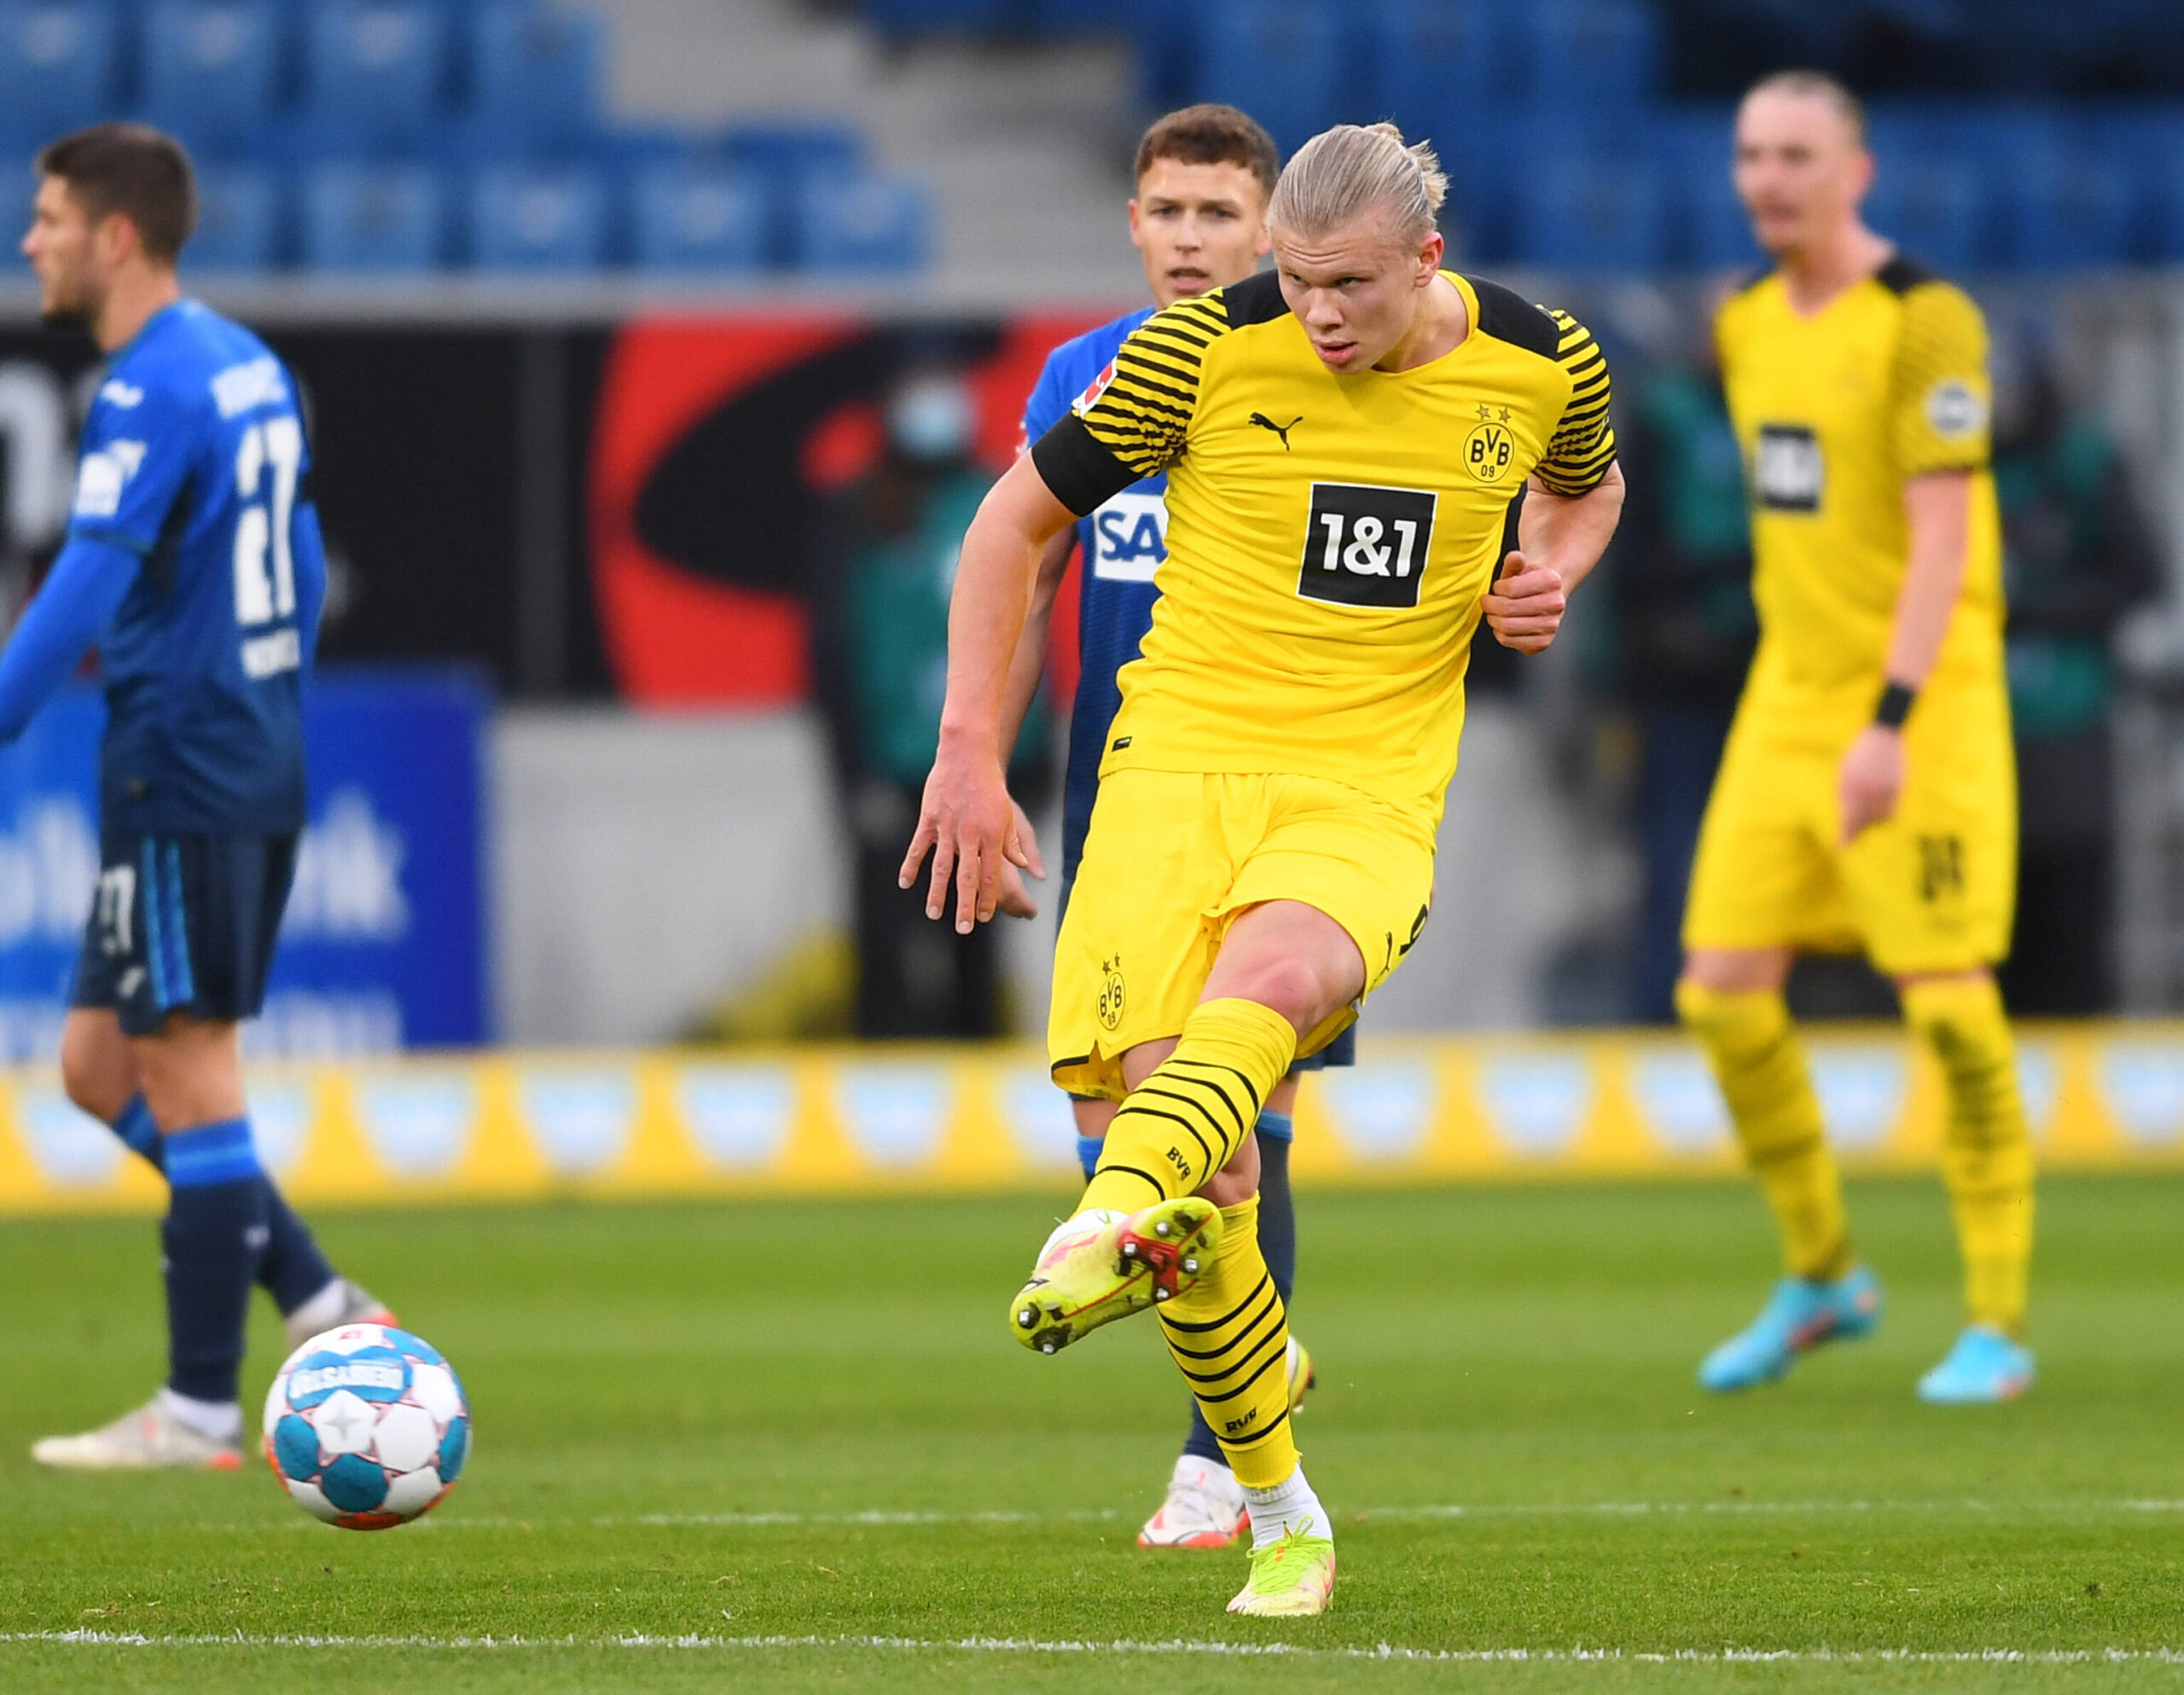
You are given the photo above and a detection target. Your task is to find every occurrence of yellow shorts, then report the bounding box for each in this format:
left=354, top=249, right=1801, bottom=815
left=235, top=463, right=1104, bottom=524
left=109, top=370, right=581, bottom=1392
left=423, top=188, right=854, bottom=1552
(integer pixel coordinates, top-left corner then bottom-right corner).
left=1049, top=768, right=1437, bottom=1100
left=1682, top=679, right=2016, bottom=978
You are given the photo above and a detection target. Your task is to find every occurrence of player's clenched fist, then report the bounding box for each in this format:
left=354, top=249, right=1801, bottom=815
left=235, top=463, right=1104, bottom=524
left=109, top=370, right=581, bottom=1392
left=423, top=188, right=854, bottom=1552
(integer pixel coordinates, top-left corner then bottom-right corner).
left=1836, top=723, right=1906, bottom=845
left=1481, top=549, right=1568, bottom=654
left=899, top=734, right=1041, bottom=934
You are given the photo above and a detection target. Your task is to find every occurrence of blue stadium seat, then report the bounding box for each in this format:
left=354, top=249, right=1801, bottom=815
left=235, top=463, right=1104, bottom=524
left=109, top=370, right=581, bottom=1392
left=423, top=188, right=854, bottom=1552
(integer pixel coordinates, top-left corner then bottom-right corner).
left=718, top=121, right=865, bottom=182
left=1127, top=0, right=1196, bottom=109
left=1864, top=154, right=1988, bottom=275
left=2001, top=138, right=2136, bottom=270
left=0, top=3, right=119, bottom=146
left=469, top=163, right=606, bottom=270
left=302, top=161, right=445, bottom=271
left=305, top=0, right=449, bottom=148
left=142, top=2, right=283, bottom=156
left=1194, top=0, right=1344, bottom=157
left=1368, top=0, right=1503, bottom=154
left=1516, top=155, right=1669, bottom=270
left=793, top=171, right=929, bottom=272
left=468, top=2, right=601, bottom=149
left=185, top=163, right=279, bottom=270
left=1515, top=0, right=1659, bottom=113
left=631, top=165, right=770, bottom=273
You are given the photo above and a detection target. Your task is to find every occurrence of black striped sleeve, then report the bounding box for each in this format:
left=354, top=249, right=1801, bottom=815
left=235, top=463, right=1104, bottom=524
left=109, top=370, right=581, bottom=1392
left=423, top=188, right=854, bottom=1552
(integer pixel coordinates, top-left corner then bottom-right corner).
left=1030, top=293, right=1224, bottom=519
left=1535, top=309, right=1618, bottom=497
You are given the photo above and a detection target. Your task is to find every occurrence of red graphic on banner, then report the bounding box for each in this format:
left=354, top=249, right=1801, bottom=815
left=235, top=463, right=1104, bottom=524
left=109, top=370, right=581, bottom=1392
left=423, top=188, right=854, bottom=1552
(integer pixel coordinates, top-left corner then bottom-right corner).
left=589, top=308, right=1117, bottom=709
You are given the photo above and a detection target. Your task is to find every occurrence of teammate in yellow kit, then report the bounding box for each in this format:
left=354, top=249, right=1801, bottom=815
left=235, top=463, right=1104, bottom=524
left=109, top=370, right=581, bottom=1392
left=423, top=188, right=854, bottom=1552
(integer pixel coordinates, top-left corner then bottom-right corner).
left=903, top=122, right=1623, bottom=1616
left=1681, top=71, right=2035, bottom=1403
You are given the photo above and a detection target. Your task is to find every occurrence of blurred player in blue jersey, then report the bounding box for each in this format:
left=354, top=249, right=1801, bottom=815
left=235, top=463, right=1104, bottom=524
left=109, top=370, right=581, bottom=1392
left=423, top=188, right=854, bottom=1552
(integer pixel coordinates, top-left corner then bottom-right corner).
left=994, top=105, right=1339, bottom=1550
left=16, top=126, right=390, bottom=1471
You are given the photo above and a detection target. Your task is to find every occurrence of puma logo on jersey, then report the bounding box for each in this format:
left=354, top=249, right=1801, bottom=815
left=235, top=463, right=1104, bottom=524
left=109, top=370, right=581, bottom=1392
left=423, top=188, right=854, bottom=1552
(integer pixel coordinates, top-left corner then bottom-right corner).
left=1249, top=411, right=1301, bottom=450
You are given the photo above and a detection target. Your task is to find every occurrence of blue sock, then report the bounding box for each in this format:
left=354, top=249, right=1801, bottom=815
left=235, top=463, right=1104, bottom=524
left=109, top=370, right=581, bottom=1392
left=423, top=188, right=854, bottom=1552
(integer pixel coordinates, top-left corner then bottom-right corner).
left=1182, top=1115, right=1298, bottom=1466
left=162, top=1117, right=269, bottom=1406
left=1076, top=1133, right=1105, bottom=1183
left=111, top=1094, right=336, bottom=1318
left=111, top=1094, right=163, bottom=1173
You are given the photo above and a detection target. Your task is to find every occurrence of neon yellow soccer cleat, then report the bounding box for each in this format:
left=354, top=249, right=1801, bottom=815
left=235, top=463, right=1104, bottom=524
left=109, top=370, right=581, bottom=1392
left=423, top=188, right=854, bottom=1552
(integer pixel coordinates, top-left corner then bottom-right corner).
left=1009, top=1198, right=1222, bottom=1355
left=1228, top=1521, right=1337, bottom=1617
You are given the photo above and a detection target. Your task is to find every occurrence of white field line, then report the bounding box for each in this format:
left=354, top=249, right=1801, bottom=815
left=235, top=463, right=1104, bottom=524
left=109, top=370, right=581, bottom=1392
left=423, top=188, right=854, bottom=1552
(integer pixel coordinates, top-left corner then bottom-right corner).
left=182, top=1497, right=2184, bottom=1535
left=4, top=1630, right=2184, bottom=1666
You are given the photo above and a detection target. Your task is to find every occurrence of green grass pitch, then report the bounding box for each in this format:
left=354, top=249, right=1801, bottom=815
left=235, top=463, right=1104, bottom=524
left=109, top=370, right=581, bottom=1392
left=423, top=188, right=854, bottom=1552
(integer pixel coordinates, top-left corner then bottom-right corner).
left=1, top=1174, right=2180, bottom=1692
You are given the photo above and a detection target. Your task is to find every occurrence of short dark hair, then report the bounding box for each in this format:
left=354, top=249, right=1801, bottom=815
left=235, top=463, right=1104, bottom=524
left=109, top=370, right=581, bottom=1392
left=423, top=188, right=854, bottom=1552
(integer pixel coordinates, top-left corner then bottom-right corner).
left=1745, top=69, right=1867, bottom=148
left=1135, top=104, right=1280, bottom=198
left=36, top=123, right=196, bottom=264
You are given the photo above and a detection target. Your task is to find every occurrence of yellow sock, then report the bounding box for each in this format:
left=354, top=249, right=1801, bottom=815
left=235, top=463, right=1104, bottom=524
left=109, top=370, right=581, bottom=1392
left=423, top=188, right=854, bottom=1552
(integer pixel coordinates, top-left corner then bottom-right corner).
left=1159, top=1193, right=1298, bottom=1489
left=1676, top=981, right=1853, bottom=1281
left=1901, top=976, right=2035, bottom=1337
left=1082, top=999, right=1297, bottom=1213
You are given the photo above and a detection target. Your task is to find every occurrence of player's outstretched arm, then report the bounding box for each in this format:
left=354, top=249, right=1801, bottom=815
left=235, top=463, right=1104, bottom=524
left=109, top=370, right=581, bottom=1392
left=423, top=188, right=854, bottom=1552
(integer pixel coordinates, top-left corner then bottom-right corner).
left=900, top=454, right=1076, bottom=933
left=1838, top=469, right=1972, bottom=843
left=1484, top=462, right=1625, bottom=654
left=0, top=537, right=139, bottom=742
left=982, top=525, right=1072, bottom=920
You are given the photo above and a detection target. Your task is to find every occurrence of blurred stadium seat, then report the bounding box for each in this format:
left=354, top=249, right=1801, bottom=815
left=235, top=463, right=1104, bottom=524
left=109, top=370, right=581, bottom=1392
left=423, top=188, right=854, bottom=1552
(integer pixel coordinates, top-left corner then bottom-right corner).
left=1519, top=155, right=1670, bottom=270
left=469, top=163, right=607, bottom=270
left=302, top=160, right=445, bottom=271
left=305, top=0, right=450, bottom=149
left=469, top=2, right=601, bottom=150
left=187, top=162, right=280, bottom=270
left=1864, top=154, right=1989, bottom=276
left=631, top=165, right=770, bottom=274
left=1368, top=0, right=1503, bottom=156
left=1194, top=0, right=1345, bottom=156
left=794, top=171, right=930, bottom=272
left=1515, top=0, right=1661, bottom=111
left=141, top=1, right=282, bottom=156
left=0, top=1, right=120, bottom=147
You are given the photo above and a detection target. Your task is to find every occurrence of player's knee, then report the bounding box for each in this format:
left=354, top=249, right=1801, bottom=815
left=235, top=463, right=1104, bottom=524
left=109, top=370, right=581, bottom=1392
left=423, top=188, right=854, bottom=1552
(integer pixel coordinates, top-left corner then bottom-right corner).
left=59, top=1019, right=125, bottom=1120
left=1676, top=978, right=1789, bottom=1056
left=1219, top=955, right=1338, bottom=1035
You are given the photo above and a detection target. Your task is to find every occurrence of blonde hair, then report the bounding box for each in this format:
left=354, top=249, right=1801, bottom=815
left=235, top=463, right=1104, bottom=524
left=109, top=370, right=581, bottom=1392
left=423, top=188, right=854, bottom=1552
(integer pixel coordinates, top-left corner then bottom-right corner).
left=1267, top=121, right=1448, bottom=247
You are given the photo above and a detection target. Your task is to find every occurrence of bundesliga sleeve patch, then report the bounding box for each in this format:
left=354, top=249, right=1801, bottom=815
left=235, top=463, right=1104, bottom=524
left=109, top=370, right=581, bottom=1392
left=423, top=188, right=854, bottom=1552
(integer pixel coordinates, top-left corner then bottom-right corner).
left=1923, top=379, right=1989, bottom=441
left=1071, top=358, right=1118, bottom=418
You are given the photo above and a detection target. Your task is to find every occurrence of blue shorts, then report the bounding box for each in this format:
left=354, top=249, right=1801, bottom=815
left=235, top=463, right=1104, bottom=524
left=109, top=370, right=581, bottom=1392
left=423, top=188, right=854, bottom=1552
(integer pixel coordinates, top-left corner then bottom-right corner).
left=1057, top=808, right=1356, bottom=1083
left=72, top=830, right=298, bottom=1036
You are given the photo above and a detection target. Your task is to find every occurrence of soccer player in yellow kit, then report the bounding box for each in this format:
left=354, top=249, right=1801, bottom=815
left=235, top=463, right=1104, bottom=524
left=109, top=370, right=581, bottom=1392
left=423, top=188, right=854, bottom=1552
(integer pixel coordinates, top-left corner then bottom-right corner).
left=1681, top=72, right=2035, bottom=1404
left=903, top=122, right=1623, bottom=1615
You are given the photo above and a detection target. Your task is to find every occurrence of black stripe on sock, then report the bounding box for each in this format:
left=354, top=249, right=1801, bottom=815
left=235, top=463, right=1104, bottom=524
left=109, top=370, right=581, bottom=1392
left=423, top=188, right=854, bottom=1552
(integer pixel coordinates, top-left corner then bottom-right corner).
left=1159, top=1271, right=1275, bottom=1335
left=1163, top=1059, right=1259, bottom=1129
left=1162, top=1289, right=1281, bottom=1361
left=1115, top=1100, right=1217, bottom=1175
left=1131, top=1086, right=1239, bottom=1165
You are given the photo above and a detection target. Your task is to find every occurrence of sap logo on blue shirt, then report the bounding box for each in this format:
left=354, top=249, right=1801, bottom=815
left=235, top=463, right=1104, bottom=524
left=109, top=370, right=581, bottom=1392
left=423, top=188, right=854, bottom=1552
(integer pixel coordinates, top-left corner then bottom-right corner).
left=1091, top=490, right=1168, bottom=583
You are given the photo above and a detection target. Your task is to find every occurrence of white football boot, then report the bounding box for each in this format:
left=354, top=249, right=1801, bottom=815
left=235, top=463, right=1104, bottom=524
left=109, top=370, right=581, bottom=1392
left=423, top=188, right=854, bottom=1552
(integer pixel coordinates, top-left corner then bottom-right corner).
left=283, top=1278, right=398, bottom=1350
left=32, top=1395, right=242, bottom=1472
left=1137, top=1454, right=1249, bottom=1549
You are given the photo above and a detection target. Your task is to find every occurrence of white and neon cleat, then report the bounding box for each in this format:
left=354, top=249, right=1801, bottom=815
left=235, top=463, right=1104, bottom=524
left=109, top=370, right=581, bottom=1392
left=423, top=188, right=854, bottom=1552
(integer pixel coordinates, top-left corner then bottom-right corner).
left=1008, top=1197, right=1222, bottom=1355
left=1227, top=1520, right=1338, bottom=1617
left=283, top=1279, right=397, bottom=1351
left=1138, top=1454, right=1248, bottom=1549
left=32, top=1396, right=243, bottom=1472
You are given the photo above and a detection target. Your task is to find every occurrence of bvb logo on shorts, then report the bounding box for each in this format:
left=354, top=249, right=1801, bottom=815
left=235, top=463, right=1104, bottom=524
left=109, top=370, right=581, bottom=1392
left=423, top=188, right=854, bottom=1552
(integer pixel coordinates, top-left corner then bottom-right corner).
left=1097, top=956, right=1126, bottom=1031
left=1464, top=420, right=1514, bottom=483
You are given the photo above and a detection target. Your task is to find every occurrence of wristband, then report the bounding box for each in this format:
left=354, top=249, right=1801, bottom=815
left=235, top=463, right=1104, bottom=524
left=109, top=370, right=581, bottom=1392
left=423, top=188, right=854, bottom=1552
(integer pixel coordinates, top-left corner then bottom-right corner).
left=1874, top=681, right=1916, bottom=729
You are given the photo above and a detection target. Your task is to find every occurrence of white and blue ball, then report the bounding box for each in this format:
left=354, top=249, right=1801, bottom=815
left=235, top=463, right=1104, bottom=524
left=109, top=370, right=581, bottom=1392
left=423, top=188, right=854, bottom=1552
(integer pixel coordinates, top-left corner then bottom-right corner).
left=262, top=1322, right=469, bottom=1530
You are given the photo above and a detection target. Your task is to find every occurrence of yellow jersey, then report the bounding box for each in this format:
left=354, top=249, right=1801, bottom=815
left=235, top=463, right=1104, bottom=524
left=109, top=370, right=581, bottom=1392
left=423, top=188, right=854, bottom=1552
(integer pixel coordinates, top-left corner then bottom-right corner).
left=1715, top=256, right=2003, bottom=711
left=1029, top=269, right=1614, bottom=818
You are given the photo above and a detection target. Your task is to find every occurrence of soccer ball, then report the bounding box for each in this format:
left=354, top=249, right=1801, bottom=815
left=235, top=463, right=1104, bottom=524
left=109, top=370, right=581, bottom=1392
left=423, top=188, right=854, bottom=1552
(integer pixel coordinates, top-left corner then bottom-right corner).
left=262, top=1322, right=469, bottom=1530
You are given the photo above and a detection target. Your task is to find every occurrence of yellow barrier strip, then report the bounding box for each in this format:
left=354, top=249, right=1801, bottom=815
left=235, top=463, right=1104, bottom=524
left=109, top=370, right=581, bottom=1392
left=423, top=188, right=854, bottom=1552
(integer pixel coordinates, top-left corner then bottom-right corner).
left=4, top=1025, right=2183, bottom=1216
